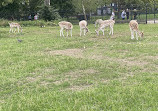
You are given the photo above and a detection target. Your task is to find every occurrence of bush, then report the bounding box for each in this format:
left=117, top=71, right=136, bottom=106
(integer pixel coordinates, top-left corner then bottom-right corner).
left=38, top=5, right=60, bottom=21
left=0, top=19, right=10, bottom=27
left=0, top=19, right=57, bottom=27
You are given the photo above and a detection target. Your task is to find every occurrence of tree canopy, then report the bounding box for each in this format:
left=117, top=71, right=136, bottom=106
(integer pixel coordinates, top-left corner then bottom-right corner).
left=0, top=0, right=157, bottom=20
left=72, top=0, right=104, bottom=13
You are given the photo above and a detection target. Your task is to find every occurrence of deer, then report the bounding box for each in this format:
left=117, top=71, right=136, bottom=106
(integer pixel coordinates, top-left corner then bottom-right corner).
left=129, top=20, right=144, bottom=40
left=95, top=19, right=103, bottom=28
left=79, top=20, right=89, bottom=36
left=8, top=22, right=22, bottom=33
left=58, top=21, right=73, bottom=37
left=95, top=20, right=115, bottom=36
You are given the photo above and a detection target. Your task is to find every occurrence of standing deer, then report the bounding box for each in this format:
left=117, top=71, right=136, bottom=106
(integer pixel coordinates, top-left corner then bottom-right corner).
left=58, top=21, right=73, bottom=37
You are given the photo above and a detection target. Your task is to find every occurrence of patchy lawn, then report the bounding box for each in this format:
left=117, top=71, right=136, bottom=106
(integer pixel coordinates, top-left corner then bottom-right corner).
left=0, top=23, right=158, bottom=110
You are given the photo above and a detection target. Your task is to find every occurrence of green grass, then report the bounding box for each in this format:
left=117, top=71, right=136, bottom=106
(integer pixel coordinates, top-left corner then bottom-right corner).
left=0, top=23, right=158, bottom=111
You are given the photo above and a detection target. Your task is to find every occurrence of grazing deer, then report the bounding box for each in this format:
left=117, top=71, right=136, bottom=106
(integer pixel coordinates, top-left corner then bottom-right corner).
left=95, top=20, right=115, bottom=36
left=95, top=19, right=103, bottom=28
left=58, top=21, right=73, bottom=37
left=129, top=20, right=143, bottom=40
left=79, top=20, right=89, bottom=36
left=8, top=22, right=22, bottom=33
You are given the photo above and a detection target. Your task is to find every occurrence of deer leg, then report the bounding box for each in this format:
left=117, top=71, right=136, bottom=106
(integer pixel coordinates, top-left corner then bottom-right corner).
left=95, top=29, right=98, bottom=36
left=97, top=27, right=102, bottom=36
left=101, top=28, right=105, bottom=36
left=14, top=28, right=16, bottom=33
left=70, top=29, right=72, bottom=37
left=11, top=27, right=14, bottom=33
left=109, top=26, right=111, bottom=35
left=17, top=27, right=19, bottom=33
left=61, top=28, right=64, bottom=37
left=21, top=27, right=22, bottom=33
left=66, top=30, right=68, bottom=37
left=130, top=28, right=134, bottom=39
left=60, top=29, right=62, bottom=37
left=80, top=28, right=82, bottom=36
left=9, top=27, right=12, bottom=33
left=84, top=29, right=86, bottom=36
left=111, top=27, right=113, bottom=35
left=136, top=31, right=138, bottom=40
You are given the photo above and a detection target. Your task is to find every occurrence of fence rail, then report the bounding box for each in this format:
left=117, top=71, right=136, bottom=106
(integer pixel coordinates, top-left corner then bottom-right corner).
left=0, top=3, right=158, bottom=24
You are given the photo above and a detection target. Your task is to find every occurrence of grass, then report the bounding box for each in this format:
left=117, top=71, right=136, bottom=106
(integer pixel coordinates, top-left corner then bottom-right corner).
left=0, top=23, right=158, bottom=111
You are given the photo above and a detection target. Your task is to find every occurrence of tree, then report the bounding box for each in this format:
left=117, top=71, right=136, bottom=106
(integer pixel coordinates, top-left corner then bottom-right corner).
left=0, top=0, right=13, bottom=7
left=0, top=0, right=44, bottom=20
left=38, top=5, right=60, bottom=21
left=72, top=0, right=104, bottom=14
left=72, top=0, right=104, bottom=20
left=51, top=0, right=74, bottom=18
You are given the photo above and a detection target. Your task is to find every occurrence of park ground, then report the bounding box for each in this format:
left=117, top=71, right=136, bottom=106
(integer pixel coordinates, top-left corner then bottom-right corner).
left=0, top=23, right=158, bottom=111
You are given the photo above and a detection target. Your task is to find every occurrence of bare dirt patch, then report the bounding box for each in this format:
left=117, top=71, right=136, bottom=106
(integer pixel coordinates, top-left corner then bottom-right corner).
left=40, top=81, right=50, bottom=86
left=47, top=48, right=149, bottom=68
left=86, top=53, right=148, bottom=67
left=48, top=49, right=84, bottom=58
left=26, top=76, right=42, bottom=83
left=53, top=69, right=99, bottom=86
left=65, top=69, right=98, bottom=79
left=143, top=56, right=158, bottom=60
left=118, top=58, right=148, bottom=67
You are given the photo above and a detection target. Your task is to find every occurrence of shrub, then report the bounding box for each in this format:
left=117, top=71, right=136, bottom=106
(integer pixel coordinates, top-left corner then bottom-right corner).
left=38, top=5, right=60, bottom=21
left=0, top=19, right=10, bottom=27
left=0, top=19, right=57, bottom=27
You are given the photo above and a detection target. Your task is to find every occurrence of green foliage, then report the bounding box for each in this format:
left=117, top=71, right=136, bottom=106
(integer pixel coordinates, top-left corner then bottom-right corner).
left=0, top=19, right=57, bottom=27
left=19, top=20, right=57, bottom=26
left=0, top=19, right=10, bottom=27
left=0, top=0, right=158, bottom=20
left=72, top=0, right=104, bottom=13
left=28, top=0, right=44, bottom=13
left=51, top=0, right=75, bottom=18
left=0, top=0, right=13, bottom=7
left=38, top=5, right=60, bottom=21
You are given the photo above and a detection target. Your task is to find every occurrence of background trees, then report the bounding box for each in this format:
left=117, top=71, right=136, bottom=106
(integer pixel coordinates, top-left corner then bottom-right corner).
left=0, top=0, right=157, bottom=20
left=51, top=0, right=74, bottom=18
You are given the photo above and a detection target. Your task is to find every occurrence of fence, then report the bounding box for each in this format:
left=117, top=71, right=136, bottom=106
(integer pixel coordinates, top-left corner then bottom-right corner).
left=59, top=3, right=158, bottom=24
left=0, top=3, right=158, bottom=24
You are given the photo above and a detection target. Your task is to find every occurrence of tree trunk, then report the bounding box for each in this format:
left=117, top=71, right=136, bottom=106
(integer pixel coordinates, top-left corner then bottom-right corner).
left=82, top=0, right=87, bottom=21
left=117, top=0, right=120, bottom=19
